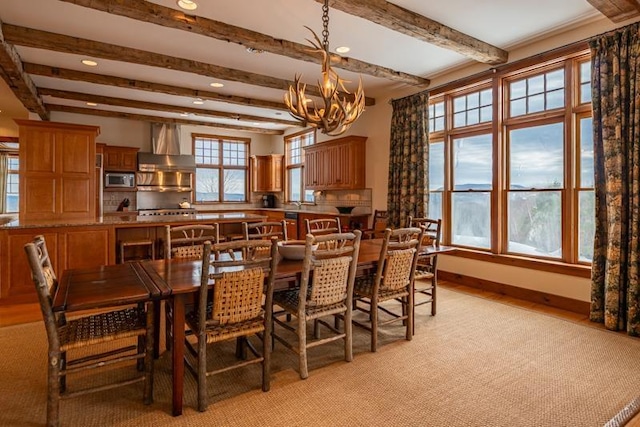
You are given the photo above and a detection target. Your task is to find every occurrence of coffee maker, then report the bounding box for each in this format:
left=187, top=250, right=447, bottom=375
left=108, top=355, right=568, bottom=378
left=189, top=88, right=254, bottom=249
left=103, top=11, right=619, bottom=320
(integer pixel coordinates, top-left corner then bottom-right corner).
left=262, top=194, right=276, bottom=208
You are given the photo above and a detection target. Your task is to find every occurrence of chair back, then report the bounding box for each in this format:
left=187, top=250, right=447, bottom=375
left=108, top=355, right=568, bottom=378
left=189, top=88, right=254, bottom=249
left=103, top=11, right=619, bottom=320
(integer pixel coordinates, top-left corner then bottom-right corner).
left=300, top=230, right=361, bottom=309
left=165, top=224, right=219, bottom=259
left=243, top=220, right=288, bottom=242
left=407, top=216, right=441, bottom=247
left=24, top=235, right=63, bottom=350
left=196, top=238, right=278, bottom=332
left=375, top=227, right=424, bottom=293
left=305, top=217, right=341, bottom=236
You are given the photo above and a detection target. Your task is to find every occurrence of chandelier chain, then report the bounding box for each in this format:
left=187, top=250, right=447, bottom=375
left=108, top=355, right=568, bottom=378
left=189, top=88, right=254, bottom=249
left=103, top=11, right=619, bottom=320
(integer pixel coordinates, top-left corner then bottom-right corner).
left=321, top=0, right=329, bottom=52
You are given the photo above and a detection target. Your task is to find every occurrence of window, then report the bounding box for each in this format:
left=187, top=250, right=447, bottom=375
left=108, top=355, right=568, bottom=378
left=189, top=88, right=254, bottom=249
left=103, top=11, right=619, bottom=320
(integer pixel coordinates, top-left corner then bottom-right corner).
left=193, top=134, right=249, bottom=202
left=428, top=49, right=593, bottom=265
left=5, top=155, right=18, bottom=213
left=429, top=100, right=445, bottom=132
left=285, top=129, right=315, bottom=203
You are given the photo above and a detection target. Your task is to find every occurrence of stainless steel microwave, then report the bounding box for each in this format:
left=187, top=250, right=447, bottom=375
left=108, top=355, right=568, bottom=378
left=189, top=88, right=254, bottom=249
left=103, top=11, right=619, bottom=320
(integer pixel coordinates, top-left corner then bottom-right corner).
left=105, top=172, right=135, bottom=188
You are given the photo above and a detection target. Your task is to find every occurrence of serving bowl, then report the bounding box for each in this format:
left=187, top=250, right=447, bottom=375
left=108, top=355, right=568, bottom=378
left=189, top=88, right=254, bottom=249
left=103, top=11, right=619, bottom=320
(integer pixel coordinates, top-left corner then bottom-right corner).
left=277, top=240, right=318, bottom=260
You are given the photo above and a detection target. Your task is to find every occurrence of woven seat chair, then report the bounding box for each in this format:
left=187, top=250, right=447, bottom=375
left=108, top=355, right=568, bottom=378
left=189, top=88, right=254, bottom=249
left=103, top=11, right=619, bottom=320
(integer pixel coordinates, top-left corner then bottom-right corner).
left=243, top=220, right=288, bottom=242
left=163, top=224, right=220, bottom=353
left=305, top=217, right=341, bottom=236
left=184, top=238, right=278, bottom=412
left=24, top=235, right=153, bottom=427
left=352, top=227, right=423, bottom=352
left=272, top=230, right=361, bottom=379
left=361, top=210, right=388, bottom=239
left=407, top=217, right=442, bottom=320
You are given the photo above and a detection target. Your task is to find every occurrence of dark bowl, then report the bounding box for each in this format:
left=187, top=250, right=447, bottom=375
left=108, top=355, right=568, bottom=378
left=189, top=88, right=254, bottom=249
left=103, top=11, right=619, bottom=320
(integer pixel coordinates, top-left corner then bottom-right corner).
left=336, top=206, right=355, bottom=214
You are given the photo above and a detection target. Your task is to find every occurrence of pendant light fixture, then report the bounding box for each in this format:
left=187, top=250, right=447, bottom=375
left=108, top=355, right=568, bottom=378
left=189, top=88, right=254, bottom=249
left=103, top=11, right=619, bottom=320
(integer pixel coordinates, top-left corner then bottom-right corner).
left=284, top=0, right=365, bottom=136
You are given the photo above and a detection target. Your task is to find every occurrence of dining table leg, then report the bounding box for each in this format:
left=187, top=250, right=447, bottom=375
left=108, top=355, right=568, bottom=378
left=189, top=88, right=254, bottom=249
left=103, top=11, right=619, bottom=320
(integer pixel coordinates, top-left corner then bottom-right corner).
left=171, top=294, right=186, bottom=416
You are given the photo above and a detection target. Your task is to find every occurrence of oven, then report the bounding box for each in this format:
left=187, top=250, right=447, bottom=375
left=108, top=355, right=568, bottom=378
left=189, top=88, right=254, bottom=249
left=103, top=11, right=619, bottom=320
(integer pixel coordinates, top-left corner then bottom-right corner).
left=105, top=172, right=135, bottom=189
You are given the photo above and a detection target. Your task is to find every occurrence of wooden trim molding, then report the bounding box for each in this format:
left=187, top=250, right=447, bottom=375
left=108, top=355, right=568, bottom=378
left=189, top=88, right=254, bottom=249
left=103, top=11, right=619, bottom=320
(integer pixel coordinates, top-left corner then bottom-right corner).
left=439, top=270, right=591, bottom=315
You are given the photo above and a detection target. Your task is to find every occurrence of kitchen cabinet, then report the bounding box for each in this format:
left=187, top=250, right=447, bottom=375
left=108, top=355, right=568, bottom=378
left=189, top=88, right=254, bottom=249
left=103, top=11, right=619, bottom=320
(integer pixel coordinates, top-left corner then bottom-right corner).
left=304, top=136, right=366, bottom=190
left=104, top=145, right=139, bottom=172
left=251, top=154, right=283, bottom=192
left=17, top=119, right=98, bottom=222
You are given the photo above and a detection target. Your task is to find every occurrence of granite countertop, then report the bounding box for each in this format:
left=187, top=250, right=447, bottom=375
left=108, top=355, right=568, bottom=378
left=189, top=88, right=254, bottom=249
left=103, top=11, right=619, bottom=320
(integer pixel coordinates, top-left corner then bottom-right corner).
left=0, top=212, right=267, bottom=229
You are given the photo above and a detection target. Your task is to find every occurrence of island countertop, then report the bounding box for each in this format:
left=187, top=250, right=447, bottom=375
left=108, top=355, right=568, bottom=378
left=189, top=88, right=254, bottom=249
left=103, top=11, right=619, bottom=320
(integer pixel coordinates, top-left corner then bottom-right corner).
left=0, top=212, right=267, bottom=229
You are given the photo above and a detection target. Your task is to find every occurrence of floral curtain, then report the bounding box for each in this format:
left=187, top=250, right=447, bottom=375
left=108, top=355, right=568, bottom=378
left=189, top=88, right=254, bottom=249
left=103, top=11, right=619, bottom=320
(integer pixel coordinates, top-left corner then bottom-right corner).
left=590, top=22, right=640, bottom=336
left=387, top=92, right=429, bottom=228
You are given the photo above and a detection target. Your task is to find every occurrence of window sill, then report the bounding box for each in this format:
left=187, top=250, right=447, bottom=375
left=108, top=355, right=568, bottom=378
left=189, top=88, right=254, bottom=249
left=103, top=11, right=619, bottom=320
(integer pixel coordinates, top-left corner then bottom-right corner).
left=443, top=248, right=591, bottom=278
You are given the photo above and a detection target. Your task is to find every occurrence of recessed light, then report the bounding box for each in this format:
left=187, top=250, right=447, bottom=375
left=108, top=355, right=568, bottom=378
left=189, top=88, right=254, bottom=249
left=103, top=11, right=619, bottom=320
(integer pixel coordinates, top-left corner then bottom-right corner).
left=246, top=47, right=265, bottom=54
left=336, top=46, right=350, bottom=54
left=86, top=102, right=98, bottom=106
left=193, top=99, right=204, bottom=105
left=81, top=59, right=98, bottom=67
left=252, top=123, right=261, bottom=126
left=177, top=0, right=197, bottom=11
left=210, top=82, right=224, bottom=88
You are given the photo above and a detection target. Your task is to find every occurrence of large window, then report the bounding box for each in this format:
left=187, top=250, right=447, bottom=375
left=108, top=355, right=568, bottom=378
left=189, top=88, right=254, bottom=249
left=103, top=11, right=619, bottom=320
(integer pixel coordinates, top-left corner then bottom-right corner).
left=5, top=155, right=18, bottom=213
left=193, top=134, right=249, bottom=203
left=285, top=129, right=315, bottom=203
left=428, top=50, right=593, bottom=265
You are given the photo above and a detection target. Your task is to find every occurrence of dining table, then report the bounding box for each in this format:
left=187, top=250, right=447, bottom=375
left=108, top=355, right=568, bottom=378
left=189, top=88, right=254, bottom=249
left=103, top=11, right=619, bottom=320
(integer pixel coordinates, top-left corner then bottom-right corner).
left=54, top=239, right=455, bottom=417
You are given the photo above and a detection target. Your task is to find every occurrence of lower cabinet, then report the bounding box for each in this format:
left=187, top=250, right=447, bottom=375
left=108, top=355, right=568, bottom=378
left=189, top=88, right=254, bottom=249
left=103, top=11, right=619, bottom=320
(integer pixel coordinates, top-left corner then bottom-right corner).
left=0, top=226, right=112, bottom=303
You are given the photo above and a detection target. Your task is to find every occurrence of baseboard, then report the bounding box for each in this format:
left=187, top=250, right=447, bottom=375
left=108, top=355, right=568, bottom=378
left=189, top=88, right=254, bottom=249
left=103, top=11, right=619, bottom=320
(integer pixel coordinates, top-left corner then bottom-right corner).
left=439, top=270, right=590, bottom=315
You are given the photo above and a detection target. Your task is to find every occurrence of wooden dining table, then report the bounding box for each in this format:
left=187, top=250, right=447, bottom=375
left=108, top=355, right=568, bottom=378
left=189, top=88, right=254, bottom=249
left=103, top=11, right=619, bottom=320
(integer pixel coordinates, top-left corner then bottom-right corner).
left=54, top=239, right=454, bottom=417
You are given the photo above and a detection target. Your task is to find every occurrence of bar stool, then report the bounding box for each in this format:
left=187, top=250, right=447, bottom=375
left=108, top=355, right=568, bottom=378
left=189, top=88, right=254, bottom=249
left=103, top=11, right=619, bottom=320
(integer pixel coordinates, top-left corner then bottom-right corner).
left=120, top=239, right=156, bottom=263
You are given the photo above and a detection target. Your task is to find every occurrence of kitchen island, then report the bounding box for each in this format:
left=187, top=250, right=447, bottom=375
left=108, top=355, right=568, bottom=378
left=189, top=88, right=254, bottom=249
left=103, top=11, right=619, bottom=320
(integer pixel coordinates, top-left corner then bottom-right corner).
left=0, top=212, right=266, bottom=304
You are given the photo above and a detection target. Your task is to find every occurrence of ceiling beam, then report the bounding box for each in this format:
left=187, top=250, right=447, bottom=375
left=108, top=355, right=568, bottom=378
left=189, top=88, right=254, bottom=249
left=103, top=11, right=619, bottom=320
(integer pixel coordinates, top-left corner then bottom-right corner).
left=25, top=63, right=291, bottom=112
left=317, top=0, right=508, bottom=65
left=585, top=0, right=640, bottom=22
left=38, top=88, right=302, bottom=126
left=58, top=0, right=429, bottom=87
left=0, top=20, right=48, bottom=120
left=2, top=24, right=376, bottom=106
left=46, top=104, right=285, bottom=135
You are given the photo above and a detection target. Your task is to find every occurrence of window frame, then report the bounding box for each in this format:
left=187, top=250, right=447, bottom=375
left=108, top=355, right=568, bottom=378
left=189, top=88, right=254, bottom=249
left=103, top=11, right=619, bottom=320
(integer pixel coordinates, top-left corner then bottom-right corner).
left=4, top=153, right=19, bottom=213
left=427, top=46, right=593, bottom=267
left=192, top=133, right=250, bottom=203
left=284, top=129, right=316, bottom=203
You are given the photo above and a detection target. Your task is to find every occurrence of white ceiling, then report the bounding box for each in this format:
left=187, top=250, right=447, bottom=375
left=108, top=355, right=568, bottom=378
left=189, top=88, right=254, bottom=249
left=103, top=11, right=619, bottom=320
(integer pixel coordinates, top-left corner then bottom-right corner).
left=0, top=0, right=603, bottom=134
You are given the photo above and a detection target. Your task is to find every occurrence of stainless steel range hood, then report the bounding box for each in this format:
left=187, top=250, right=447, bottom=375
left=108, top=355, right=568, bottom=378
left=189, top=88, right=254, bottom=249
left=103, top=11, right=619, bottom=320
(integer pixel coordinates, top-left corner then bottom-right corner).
left=137, top=152, right=196, bottom=172
left=136, top=153, right=195, bottom=192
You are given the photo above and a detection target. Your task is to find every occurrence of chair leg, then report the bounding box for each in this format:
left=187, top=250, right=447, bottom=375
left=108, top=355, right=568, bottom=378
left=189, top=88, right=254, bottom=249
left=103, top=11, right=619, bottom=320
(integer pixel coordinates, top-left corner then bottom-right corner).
left=298, top=314, right=308, bottom=379
left=406, top=291, right=414, bottom=342
left=344, top=310, right=353, bottom=362
left=47, top=352, right=61, bottom=427
left=313, top=319, right=320, bottom=340
left=431, top=279, right=437, bottom=316
left=165, top=300, right=173, bottom=353
left=197, top=334, right=208, bottom=412
left=262, top=324, right=272, bottom=392
left=371, top=298, right=379, bottom=353
left=137, top=335, right=145, bottom=371
left=144, top=303, right=154, bottom=405
left=59, top=351, right=67, bottom=392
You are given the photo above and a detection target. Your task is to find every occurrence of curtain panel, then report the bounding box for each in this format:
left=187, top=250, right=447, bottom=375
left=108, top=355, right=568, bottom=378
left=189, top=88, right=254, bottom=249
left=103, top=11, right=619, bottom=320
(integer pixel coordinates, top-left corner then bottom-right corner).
left=590, top=21, right=640, bottom=336
left=387, top=92, right=429, bottom=228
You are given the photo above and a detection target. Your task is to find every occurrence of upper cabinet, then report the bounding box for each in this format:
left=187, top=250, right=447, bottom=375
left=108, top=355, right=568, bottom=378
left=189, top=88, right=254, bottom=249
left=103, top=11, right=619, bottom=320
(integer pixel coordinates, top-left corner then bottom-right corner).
left=17, top=119, right=99, bottom=222
left=251, top=154, right=283, bottom=192
left=104, top=145, right=139, bottom=172
left=304, top=136, right=366, bottom=190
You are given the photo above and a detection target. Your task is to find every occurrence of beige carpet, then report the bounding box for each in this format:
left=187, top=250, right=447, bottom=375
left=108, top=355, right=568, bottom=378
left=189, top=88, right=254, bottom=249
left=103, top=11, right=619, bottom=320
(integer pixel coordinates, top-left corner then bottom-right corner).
left=2, top=287, right=640, bottom=427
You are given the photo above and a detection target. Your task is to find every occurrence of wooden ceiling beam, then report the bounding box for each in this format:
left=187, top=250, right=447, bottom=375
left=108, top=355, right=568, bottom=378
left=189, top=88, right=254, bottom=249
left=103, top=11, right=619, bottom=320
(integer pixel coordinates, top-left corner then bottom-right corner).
left=0, top=20, right=48, bottom=120
left=2, top=24, right=376, bottom=106
left=46, top=104, right=285, bottom=135
left=38, top=88, right=302, bottom=126
left=585, top=0, right=640, bottom=22
left=317, top=0, right=508, bottom=65
left=58, top=0, right=429, bottom=87
left=25, top=63, right=291, bottom=112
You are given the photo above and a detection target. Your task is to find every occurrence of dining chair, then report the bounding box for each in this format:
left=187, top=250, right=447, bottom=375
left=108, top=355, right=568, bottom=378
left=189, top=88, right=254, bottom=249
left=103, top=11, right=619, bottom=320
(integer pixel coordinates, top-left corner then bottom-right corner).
left=24, top=235, right=153, bottom=427
left=361, top=209, right=388, bottom=239
left=272, top=230, right=362, bottom=379
left=407, top=217, right=442, bottom=320
left=305, top=217, right=341, bottom=236
left=352, top=227, right=423, bottom=352
left=243, top=220, right=288, bottom=242
left=184, top=238, right=278, bottom=412
left=163, top=224, right=220, bottom=353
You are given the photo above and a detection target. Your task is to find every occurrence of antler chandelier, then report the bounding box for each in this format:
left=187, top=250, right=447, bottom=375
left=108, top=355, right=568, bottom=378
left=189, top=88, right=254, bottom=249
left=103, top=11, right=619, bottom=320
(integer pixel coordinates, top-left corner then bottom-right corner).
left=284, top=0, right=365, bottom=136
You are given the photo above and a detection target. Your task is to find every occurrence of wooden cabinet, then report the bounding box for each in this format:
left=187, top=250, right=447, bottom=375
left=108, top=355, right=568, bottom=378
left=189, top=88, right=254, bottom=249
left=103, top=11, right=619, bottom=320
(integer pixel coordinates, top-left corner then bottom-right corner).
left=104, top=145, right=139, bottom=171
left=304, top=136, right=366, bottom=190
left=17, top=120, right=98, bottom=222
left=251, top=154, right=283, bottom=192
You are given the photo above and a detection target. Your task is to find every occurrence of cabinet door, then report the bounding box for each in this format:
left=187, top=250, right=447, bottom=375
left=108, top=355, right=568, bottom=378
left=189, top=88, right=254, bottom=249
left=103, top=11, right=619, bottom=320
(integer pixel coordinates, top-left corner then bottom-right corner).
left=61, top=228, right=110, bottom=270
left=252, top=155, right=283, bottom=192
left=59, top=132, right=94, bottom=218
left=104, top=146, right=139, bottom=172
